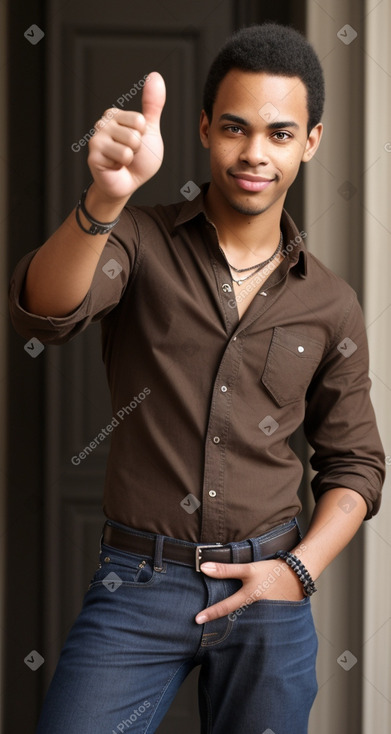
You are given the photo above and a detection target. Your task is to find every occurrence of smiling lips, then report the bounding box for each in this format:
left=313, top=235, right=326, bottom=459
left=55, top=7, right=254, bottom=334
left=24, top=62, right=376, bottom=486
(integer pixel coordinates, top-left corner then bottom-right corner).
left=231, top=172, right=275, bottom=192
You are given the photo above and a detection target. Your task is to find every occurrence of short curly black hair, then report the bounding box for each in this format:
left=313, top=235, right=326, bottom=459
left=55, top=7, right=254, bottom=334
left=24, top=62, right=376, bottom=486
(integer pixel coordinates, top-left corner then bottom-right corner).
left=203, top=23, right=325, bottom=135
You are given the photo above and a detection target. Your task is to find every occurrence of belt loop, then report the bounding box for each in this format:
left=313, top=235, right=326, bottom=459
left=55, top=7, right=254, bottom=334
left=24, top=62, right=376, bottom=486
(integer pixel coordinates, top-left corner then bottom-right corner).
left=294, top=517, right=303, bottom=541
left=249, top=538, right=262, bottom=562
left=99, top=522, right=107, bottom=555
left=153, top=534, right=164, bottom=572
left=231, top=544, right=242, bottom=563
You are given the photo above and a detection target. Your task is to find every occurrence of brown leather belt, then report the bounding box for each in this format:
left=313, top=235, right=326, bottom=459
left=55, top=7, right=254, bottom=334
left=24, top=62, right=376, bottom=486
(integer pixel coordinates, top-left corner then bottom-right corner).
left=103, top=522, right=300, bottom=572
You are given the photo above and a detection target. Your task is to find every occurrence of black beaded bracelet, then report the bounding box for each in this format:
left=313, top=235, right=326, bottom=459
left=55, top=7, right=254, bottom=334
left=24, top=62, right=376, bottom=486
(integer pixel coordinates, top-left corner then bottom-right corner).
left=75, top=182, right=121, bottom=236
left=275, top=550, right=317, bottom=597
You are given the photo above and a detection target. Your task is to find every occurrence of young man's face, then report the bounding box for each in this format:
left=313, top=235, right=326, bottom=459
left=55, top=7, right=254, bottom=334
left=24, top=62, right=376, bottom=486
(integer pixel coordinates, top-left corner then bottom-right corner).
left=200, top=70, right=322, bottom=217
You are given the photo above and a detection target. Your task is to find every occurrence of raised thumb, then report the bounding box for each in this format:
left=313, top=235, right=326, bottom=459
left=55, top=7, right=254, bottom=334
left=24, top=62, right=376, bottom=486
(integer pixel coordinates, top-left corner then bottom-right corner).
left=141, top=71, right=166, bottom=128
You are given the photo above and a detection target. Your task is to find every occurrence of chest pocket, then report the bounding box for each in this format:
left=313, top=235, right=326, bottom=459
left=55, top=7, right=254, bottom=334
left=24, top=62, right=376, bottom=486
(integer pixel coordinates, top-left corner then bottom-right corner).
left=261, top=326, right=324, bottom=407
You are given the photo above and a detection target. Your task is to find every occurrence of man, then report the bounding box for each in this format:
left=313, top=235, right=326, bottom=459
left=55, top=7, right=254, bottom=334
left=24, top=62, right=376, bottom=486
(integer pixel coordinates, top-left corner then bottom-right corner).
left=9, top=22, right=384, bottom=734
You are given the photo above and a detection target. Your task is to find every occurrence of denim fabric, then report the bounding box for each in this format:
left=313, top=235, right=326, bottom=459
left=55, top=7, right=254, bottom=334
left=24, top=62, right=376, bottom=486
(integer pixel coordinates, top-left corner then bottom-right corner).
left=36, top=520, right=318, bottom=734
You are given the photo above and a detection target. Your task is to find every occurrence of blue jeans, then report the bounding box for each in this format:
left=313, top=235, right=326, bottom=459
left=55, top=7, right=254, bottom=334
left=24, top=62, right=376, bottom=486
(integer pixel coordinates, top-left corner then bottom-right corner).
left=36, top=519, right=318, bottom=733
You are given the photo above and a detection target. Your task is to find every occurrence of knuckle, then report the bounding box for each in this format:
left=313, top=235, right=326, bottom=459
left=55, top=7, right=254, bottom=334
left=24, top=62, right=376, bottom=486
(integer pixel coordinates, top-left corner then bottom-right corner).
left=120, top=148, right=134, bottom=166
left=95, top=112, right=107, bottom=128
left=129, top=128, right=142, bottom=145
left=87, top=150, right=97, bottom=166
left=217, top=603, right=228, bottom=617
left=133, top=112, right=146, bottom=129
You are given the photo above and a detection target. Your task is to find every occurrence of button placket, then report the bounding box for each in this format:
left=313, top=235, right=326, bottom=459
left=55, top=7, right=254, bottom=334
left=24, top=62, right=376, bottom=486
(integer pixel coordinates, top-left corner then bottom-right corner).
left=200, top=337, right=244, bottom=543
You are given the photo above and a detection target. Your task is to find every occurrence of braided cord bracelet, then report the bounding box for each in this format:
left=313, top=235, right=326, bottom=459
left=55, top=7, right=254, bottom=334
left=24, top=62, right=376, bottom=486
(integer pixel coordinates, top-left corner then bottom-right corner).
left=75, top=182, right=121, bottom=236
left=275, top=550, right=317, bottom=597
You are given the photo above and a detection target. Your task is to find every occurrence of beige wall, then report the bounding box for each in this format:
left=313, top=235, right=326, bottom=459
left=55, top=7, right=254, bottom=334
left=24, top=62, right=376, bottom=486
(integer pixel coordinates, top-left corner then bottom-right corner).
left=306, top=0, right=390, bottom=732
left=306, top=2, right=365, bottom=731
left=0, top=0, right=7, bottom=721
left=362, top=0, right=391, bottom=728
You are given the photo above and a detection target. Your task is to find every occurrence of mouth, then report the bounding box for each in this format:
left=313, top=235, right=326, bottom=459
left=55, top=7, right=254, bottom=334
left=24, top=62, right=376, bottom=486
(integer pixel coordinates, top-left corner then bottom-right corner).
left=230, top=172, right=275, bottom=192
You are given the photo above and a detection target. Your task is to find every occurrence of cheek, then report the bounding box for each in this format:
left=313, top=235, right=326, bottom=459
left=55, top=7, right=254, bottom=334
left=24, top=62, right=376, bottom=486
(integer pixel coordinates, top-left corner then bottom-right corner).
left=287, top=158, right=299, bottom=171
left=280, top=150, right=302, bottom=177
left=213, top=138, right=242, bottom=162
left=210, top=144, right=232, bottom=171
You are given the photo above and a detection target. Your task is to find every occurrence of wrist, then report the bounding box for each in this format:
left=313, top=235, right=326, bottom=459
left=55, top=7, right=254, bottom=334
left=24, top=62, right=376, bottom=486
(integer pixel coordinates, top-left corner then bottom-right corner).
left=84, top=182, right=129, bottom=223
left=275, top=550, right=317, bottom=597
left=290, top=541, right=322, bottom=582
left=75, top=182, right=129, bottom=236
left=283, top=561, right=307, bottom=595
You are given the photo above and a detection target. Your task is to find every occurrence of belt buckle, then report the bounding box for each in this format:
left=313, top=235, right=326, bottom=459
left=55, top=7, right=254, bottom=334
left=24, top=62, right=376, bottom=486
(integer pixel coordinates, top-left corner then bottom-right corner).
left=195, top=543, right=223, bottom=572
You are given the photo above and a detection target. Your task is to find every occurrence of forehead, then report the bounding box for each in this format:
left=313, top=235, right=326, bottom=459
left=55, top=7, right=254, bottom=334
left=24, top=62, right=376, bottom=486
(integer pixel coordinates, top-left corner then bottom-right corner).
left=213, top=70, right=308, bottom=123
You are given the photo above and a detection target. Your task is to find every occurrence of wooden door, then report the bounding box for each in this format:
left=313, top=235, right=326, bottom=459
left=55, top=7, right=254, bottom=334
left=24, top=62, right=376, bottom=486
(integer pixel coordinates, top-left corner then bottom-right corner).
left=5, top=2, right=307, bottom=731
left=44, top=3, right=237, bottom=732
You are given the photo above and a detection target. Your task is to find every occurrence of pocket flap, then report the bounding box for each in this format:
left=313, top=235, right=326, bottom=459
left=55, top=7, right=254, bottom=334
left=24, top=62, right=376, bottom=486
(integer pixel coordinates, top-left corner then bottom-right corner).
left=261, top=326, right=324, bottom=407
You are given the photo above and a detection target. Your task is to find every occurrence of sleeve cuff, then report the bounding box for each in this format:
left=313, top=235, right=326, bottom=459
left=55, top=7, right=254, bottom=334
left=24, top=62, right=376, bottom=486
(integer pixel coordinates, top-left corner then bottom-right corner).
left=312, top=472, right=383, bottom=520
left=8, top=249, right=94, bottom=343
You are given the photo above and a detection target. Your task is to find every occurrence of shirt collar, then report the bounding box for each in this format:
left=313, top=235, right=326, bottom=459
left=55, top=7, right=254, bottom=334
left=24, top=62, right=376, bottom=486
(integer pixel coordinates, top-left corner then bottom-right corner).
left=174, top=183, right=307, bottom=278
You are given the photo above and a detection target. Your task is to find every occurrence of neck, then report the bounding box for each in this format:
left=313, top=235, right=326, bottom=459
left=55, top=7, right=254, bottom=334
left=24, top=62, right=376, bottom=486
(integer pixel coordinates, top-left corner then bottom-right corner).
left=204, top=181, right=285, bottom=262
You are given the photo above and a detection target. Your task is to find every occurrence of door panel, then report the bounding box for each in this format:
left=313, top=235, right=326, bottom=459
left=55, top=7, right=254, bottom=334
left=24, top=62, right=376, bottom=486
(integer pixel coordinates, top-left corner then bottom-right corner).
left=43, top=3, right=236, bottom=731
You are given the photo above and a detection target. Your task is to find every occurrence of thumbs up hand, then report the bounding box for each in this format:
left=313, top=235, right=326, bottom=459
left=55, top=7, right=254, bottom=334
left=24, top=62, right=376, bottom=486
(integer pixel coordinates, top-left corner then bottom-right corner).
left=88, top=72, right=166, bottom=200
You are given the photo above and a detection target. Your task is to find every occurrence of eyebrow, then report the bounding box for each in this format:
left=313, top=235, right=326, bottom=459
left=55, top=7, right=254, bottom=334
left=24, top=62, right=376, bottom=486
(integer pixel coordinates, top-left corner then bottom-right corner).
left=219, top=113, right=300, bottom=130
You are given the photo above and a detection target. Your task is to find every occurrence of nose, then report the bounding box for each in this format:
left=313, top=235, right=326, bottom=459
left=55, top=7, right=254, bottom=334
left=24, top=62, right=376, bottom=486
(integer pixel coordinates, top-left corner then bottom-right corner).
left=239, top=134, right=269, bottom=166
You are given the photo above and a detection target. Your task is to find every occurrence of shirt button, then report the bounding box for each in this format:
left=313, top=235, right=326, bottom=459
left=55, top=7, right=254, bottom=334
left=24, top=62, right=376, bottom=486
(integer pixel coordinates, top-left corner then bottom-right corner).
left=209, top=490, right=217, bottom=498
left=298, top=346, right=304, bottom=353
left=221, top=385, right=228, bottom=393
left=213, top=436, right=220, bottom=444
left=233, top=336, right=237, bottom=341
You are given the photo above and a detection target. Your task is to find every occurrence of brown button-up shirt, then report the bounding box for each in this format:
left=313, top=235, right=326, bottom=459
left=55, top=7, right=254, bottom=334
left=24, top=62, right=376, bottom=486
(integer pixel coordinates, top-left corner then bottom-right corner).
left=9, top=185, right=385, bottom=543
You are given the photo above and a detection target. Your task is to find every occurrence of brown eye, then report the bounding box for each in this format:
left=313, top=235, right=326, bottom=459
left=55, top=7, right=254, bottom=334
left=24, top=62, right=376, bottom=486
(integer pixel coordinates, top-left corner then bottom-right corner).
left=225, top=125, right=244, bottom=134
left=273, top=131, right=291, bottom=141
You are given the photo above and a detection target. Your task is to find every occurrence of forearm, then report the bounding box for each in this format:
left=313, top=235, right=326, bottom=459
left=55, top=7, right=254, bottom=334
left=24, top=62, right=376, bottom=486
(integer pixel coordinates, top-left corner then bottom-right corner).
left=23, top=74, right=166, bottom=318
left=23, top=184, right=128, bottom=317
left=292, top=487, right=368, bottom=581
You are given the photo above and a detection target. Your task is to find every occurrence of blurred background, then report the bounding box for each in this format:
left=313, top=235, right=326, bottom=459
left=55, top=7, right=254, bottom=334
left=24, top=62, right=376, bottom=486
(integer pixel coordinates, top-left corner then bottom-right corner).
left=1, top=0, right=390, bottom=731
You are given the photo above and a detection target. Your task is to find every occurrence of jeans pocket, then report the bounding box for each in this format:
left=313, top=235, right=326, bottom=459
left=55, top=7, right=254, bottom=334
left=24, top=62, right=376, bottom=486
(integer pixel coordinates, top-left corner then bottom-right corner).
left=255, top=596, right=310, bottom=607
left=88, top=544, right=161, bottom=590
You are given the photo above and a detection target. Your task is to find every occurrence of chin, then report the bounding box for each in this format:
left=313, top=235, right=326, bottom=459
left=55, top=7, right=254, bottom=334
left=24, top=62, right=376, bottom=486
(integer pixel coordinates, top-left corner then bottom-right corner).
left=227, top=195, right=270, bottom=217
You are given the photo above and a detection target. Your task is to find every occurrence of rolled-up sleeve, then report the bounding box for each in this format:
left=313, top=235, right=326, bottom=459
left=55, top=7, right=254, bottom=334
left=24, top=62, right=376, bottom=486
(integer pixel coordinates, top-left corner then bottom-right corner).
left=8, top=206, right=139, bottom=345
left=304, top=292, right=385, bottom=519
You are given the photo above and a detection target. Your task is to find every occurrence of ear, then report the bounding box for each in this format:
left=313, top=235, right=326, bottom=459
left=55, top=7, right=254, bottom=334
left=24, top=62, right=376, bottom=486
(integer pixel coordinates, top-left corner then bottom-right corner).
left=199, top=110, right=211, bottom=149
left=302, top=122, right=323, bottom=162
